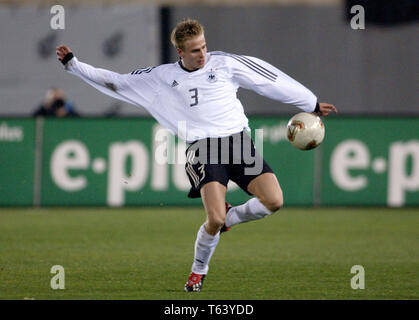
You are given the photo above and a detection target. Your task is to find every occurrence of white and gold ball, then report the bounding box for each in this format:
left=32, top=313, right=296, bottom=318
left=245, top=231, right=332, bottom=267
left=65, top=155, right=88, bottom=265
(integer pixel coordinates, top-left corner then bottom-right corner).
left=286, top=112, right=325, bottom=150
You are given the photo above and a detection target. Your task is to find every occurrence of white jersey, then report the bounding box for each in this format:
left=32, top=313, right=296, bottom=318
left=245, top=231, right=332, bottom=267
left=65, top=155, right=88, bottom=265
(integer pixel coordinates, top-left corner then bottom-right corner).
left=65, top=51, right=317, bottom=143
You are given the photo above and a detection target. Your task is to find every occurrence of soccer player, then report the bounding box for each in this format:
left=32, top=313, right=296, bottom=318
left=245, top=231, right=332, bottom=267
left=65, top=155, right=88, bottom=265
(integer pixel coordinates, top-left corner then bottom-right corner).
left=56, top=18, right=337, bottom=292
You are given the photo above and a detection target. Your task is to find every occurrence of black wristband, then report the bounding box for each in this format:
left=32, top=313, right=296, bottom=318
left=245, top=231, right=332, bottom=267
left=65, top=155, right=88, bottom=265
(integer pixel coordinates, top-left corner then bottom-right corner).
left=61, top=52, right=74, bottom=65
left=314, top=102, right=320, bottom=113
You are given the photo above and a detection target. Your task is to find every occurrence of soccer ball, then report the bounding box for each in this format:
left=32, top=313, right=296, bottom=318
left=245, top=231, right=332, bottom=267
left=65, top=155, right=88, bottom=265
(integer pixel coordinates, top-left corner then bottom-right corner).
left=286, top=112, right=325, bottom=150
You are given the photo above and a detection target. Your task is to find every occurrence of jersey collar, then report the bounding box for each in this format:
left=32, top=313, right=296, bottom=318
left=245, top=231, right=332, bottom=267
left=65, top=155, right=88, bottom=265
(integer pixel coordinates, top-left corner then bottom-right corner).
left=178, top=54, right=211, bottom=73
left=178, top=60, right=201, bottom=73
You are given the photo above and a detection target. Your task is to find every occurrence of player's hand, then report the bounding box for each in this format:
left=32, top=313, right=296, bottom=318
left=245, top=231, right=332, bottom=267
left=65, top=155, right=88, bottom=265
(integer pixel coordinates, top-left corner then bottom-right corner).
left=56, top=45, right=72, bottom=62
left=317, top=102, right=338, bottom=116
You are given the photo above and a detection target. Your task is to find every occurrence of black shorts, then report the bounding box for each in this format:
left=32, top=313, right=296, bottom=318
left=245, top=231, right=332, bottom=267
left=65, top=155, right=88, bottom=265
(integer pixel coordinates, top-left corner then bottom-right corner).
left=185, top=130, right=274, bottom=198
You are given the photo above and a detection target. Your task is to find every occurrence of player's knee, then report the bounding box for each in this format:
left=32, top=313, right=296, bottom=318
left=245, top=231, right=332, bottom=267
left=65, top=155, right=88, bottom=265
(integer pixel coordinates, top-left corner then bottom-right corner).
left=206, top=212, right=225, bottom=233
left=263, top=196, right=283, bottom=213
left=209, top=217, right=225, bottom=231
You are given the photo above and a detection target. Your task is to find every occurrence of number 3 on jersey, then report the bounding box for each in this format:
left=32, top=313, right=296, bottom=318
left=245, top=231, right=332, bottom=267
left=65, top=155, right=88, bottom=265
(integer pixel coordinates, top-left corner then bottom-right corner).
left=189, top=88, right=198, bottom=107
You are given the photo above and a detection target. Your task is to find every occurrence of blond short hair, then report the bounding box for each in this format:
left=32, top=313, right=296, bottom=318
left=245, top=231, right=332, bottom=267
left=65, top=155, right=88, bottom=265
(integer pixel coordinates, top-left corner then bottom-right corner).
left=170, top=18, right=204, bottom=50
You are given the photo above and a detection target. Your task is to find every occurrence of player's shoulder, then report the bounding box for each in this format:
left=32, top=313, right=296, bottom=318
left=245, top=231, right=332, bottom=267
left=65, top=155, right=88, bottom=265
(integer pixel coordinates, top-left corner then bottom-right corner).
left=210, top=51, right=278, bottom=79
left=207, top=51, right=241, bottom=71
left=209, top=51, right=234, bottom=63
left=127, top=62, right=180, bottom=84
left=128, top=62, right=178, bottom=76
left=208, top=51, right=254, bottom=69
left=129, top=65, right=157, bottom=76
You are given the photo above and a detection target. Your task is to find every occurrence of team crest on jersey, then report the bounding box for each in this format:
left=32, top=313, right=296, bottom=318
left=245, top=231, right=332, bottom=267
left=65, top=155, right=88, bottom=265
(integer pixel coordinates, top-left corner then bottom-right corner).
left=207, top=70, right=217, bottom=83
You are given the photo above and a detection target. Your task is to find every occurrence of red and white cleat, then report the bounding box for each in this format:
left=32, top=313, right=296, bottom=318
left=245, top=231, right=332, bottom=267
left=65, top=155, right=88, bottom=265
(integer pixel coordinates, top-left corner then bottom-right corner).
left=184, top=272, right=206, bottom=292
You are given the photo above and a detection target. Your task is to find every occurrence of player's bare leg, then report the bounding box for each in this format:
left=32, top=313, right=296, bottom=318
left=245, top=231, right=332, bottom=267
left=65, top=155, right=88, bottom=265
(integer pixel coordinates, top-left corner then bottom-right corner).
left=225, top=173, right=283, bottom=228
left=185, top=181, right=227, bottom=292
left=200, top=181, right=228, bottom=235
left=247, top=173, right=283, bottom=212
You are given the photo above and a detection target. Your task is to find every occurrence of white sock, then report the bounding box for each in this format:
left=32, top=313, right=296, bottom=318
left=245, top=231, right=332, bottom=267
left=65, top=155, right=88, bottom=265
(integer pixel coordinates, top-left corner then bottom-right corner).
left=225, top=197, right=273, bottom=227
left=191, top=224, right=220, bottom=275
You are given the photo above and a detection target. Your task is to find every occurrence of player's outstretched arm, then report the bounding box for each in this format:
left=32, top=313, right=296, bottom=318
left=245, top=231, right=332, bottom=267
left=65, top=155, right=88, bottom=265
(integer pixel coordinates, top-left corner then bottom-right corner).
left=56, top=44, right=125, bottom=89
left=55, top=44, right=159, bottom=110
left=227, top=53, right=338, bottom=116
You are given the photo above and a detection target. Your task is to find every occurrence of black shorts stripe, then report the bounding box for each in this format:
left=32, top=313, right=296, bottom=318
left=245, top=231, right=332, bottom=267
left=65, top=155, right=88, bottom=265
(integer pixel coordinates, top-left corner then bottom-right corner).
left=186, top=164, right=199, bottom=188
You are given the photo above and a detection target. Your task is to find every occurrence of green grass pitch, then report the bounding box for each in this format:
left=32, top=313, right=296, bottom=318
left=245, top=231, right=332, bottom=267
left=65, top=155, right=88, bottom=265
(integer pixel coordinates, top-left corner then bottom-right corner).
left=0, top=207, right=418, bottom=300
